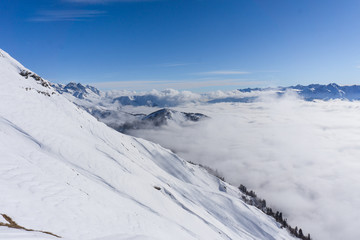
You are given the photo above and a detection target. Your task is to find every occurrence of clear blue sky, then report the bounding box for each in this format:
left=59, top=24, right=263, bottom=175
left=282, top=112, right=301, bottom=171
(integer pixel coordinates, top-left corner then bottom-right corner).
left=2, top=0, right=360, bottom=91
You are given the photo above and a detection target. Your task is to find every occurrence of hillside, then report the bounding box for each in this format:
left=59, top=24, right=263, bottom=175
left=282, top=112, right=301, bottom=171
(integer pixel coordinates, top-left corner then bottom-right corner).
left=0, top=49, right=295, bottom=240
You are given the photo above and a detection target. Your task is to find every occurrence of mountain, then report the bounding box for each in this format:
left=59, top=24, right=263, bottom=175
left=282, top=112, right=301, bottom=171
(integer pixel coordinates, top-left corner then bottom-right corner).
left=239, top=83, right=360, bottom=101
left=143, top=108, right=207, bottom=123
left=207, top=96, right=257, bottom=104
left=113, top=95, right=162, bottom=107
left=118, top=108, right=208, bottom=132
left=52, top=82, right=101, bottom=100
left=0, top=49, right=296, bottom=239
left=52, top=84, right=209, bottom=132
left=111, top=90, right=199, bottom=107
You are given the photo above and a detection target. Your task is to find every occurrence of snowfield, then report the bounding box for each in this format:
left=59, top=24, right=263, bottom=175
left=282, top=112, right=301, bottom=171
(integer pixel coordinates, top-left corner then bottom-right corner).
left=0, top=49, right=295, bottom=239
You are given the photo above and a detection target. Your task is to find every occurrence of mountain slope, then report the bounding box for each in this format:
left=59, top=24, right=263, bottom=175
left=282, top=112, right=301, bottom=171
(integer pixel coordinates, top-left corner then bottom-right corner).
left=0, top=49, right=295, bottom=240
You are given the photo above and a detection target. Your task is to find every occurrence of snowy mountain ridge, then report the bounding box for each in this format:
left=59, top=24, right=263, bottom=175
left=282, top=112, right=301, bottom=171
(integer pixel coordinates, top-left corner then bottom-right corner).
left=52, top=82, right=360, bottom=112
left=239, top=83, right=360, bottom=101
left=52, top=82, right=101, bottom=100
left=0, top=49, right=296, bottom=239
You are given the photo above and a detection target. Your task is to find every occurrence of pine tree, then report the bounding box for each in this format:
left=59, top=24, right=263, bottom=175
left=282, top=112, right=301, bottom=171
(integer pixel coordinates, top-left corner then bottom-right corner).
left=238, top=184, right=247, bottom=193
left=275, top=211, right=279, bottom=221
left=279, top=212, right=283, bottom=222
left=249, top=190, right=257, bottom=197
left=261, top=199, right=266, bottom=208
left=299, top=228, right=304, bottom=238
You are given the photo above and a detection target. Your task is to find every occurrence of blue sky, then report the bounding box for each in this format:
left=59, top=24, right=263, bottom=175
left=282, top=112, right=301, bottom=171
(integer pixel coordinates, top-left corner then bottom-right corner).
left=1, top=0, right=360, bottom=91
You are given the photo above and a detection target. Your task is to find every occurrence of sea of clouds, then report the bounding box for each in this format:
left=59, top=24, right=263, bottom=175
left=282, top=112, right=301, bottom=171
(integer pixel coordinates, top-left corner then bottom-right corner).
left=124, top=93, right=360, bottom=240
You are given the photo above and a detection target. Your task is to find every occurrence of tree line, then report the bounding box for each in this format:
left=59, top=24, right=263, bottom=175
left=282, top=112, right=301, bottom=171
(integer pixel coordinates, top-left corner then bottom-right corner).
left=188, top=161, right=313, bottom=240
left=239, top=184, right=311, bottom=240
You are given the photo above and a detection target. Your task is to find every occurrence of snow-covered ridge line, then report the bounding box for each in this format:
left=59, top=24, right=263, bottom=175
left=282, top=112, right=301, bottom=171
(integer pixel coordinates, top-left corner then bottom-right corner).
left=0, top=48, right=295, bottom=240
left=239, top=83, right=360, bottom=101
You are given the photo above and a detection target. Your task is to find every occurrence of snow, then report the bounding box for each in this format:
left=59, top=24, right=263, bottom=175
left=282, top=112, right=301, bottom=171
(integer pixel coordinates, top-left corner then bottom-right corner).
left=0, top=49, right=294, bottom=240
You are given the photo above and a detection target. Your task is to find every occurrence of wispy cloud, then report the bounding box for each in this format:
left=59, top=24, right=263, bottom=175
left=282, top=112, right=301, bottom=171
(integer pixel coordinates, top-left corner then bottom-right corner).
left=63, top=0, right=155, bottom=3
left=195, top=70, right=251, bottom=75
left=30, top=10, right=106, bottom=22
left=255, top=70, right=281, bottom=73
left=160, top=63, right=193, bottom=67
left=356, top=65, right=360, bottom=69
left=92, top=79, right=265, bottom=91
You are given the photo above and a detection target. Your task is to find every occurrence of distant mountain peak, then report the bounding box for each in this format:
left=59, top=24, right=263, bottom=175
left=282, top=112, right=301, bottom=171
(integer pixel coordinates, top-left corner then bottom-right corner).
left=239, top=83, right=360, bottom=101
left=117, top=108, right=208, bottom=132
left=52, top=82, right=100, bottom=99
left=142, top=108, right=208, bottom=124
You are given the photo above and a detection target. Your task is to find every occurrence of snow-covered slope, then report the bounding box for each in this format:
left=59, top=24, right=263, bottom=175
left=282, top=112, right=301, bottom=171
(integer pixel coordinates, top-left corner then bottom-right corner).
left=0, top=49, right=295, bottom=240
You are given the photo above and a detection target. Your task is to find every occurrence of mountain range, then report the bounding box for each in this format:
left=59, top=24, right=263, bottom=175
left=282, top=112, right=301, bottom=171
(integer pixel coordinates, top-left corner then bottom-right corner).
left=51, top=82, right=210, bottom=132
left=52, top=81, right=360, bottom=112
left=239, top=83, right=360, bottom=101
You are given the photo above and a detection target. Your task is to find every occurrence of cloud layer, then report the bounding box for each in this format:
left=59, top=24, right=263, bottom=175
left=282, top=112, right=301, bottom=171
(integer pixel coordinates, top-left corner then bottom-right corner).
left=93, top=79, right=265, bottom=91
left=125, top=96, right=360, bottom=240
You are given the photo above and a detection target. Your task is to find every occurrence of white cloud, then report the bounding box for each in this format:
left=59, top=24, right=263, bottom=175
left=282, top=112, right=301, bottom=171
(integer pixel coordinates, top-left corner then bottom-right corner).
left=30, top=10, right=106, bottom=22
left=92, top=79, right=266, bottom=91
left=124, top=96, right=360, bottom=240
